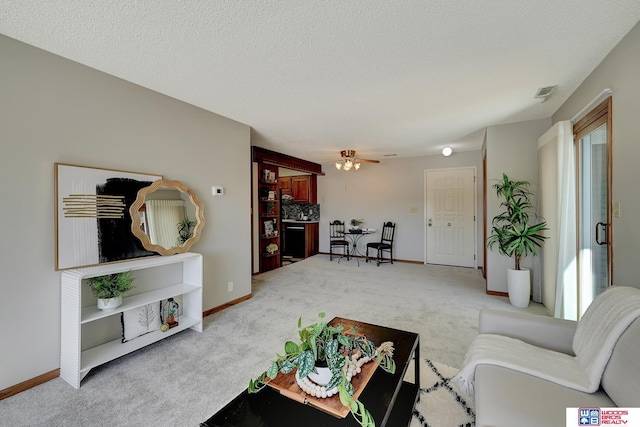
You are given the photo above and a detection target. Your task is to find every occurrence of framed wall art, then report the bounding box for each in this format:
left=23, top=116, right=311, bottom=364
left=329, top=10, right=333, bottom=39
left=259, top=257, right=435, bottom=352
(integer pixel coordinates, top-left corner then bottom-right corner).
left=55, top=163, right=162, bottom=270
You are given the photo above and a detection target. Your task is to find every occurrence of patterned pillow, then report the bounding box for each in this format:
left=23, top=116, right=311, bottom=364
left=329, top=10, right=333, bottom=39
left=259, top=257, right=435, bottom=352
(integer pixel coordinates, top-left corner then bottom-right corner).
left=121, top=303, right=162, bottom=343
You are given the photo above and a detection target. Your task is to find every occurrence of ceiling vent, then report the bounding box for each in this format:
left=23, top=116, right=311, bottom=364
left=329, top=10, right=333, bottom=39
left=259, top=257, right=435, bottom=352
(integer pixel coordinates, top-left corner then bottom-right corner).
left=534, top=85, right=558, bottom=102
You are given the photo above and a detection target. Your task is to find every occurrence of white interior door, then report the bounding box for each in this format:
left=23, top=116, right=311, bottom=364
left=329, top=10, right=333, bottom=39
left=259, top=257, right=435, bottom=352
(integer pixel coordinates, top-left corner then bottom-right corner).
left=425, top=168, right=476, bottom=267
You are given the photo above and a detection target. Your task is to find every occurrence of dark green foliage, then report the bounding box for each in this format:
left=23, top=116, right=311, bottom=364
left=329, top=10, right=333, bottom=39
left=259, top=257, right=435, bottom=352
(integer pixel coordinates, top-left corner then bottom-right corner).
left=86, top=270, right=135, bottom=299
left=248, top=313, right=396, bottom=427
left=176, top=218, right=196, bottom=245
left=487, top=173, right=548, bottom=270
left=350, top=218, right=364, bottom=227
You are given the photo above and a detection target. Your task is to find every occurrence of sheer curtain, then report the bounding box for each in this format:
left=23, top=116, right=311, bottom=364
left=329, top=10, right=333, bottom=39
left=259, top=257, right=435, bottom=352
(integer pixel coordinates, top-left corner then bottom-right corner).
left=146, top=200, right=186, bottom=249
left=538, top=121, right=577, bottom=319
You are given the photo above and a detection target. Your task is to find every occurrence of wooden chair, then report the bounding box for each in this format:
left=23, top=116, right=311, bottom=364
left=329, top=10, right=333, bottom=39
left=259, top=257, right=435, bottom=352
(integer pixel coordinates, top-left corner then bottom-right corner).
left=329, top=220, right=349, bottom=261
left=365, top=222, right=396, bottom=266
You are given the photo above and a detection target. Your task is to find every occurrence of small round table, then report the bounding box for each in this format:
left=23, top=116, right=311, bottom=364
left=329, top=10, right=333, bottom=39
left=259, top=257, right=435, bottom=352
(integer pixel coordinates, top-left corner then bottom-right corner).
left=338, top=229, right=375, bottom=266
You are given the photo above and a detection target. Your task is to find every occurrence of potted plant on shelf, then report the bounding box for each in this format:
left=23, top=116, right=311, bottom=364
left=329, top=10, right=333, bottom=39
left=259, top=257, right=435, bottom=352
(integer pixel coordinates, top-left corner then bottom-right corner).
left=266, top=201, right=276, bottom=214
left=265, top=243, right=278, bottom=254
left=350, top=218, right=364, bottom=230
left=248, top=313, right=395, bottom=427
left=87, top=270, right=135, bottom=310
left=487, top=173, right=548, bottom=307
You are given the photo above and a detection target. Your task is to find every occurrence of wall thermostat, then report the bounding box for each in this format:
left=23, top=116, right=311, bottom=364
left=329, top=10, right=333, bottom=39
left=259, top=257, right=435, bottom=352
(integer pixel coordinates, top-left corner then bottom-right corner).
left=212, top=186, right=224, bottom=196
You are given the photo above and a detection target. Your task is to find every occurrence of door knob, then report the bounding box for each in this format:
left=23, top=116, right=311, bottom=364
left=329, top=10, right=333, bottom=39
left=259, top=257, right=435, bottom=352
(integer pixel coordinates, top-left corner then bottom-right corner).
left=428, top=219, right=432, bottom=227
left=447, top=222, right=451, bottom=226
left=595, top=222, right=608, bottom=245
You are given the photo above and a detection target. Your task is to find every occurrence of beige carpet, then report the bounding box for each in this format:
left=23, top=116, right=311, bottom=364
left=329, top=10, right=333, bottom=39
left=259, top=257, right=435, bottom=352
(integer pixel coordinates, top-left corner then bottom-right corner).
left=0, top=254, right=547, bottom=426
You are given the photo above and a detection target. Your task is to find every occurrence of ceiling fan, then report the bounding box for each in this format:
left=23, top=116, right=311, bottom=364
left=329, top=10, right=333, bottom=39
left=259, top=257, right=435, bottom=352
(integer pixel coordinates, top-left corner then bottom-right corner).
left=335, top=150, right=380, bottom=171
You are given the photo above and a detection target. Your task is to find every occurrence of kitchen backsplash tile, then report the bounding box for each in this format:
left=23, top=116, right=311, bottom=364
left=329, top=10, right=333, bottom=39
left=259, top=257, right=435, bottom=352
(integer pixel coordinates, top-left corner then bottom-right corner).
left=282, top=202, right=320, bottom=221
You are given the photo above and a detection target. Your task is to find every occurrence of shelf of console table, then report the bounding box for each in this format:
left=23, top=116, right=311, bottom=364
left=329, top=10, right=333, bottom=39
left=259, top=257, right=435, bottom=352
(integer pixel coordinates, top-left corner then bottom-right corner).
left=80, top=315, right=200, bottom=375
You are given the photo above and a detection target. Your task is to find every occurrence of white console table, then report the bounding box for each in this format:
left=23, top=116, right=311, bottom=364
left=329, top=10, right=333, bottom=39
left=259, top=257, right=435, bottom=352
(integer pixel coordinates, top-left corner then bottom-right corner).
left=60, top=252, right=203, bottom=388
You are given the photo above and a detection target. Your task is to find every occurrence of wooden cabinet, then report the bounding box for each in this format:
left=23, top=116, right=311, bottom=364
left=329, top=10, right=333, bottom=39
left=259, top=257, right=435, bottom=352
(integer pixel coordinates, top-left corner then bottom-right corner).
left=285, top=175, right=317, bottom=204
left=278, top=176, right=292, bottom=197
left=292, top=176, right=310, bottom=203
left=258, top=164, right=281, bottom=272
left=305, top=223, right=319, bottom=257
left=279, top=175, right=316, bottom=203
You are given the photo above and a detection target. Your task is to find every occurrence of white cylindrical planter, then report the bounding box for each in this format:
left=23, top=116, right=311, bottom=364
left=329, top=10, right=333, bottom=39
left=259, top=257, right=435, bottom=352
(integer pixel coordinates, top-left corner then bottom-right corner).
left=507, top=268, right=530, bottom=308
left=308, top=366, right=332, bottom=386
left=97, top=296, right=122, bottom=311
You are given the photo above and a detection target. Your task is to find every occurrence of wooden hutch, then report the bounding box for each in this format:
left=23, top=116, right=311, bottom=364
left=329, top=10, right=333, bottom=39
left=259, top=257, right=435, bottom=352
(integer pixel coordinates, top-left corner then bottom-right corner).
left=252, top=147, right=324, bottom=273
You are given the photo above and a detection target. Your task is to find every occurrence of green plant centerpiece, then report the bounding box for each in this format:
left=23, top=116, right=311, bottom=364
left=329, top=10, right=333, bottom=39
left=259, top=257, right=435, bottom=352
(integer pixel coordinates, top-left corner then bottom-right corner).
left=487, top=173, right=548, bottom=269
left=87, top=270, right=135, bottom=310
left=350, top=218, right=364, bottom=229
left=248, top=313, right=395, bottom=427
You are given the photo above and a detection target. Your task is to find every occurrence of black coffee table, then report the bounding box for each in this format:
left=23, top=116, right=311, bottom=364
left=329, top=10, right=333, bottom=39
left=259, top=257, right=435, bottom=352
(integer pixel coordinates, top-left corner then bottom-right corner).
left=202, top=317, right=420, bottom=427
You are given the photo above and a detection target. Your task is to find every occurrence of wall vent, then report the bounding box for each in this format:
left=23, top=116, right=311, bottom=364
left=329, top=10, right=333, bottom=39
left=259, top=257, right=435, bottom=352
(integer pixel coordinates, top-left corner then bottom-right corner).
left=534, top=85, right=558, bottom=101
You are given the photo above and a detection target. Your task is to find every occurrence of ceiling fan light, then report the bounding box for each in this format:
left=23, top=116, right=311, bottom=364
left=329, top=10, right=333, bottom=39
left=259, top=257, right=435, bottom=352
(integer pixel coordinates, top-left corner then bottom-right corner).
left=336, top=149, right=372, bottom=171
left=442, top=146, right=453, bottom=157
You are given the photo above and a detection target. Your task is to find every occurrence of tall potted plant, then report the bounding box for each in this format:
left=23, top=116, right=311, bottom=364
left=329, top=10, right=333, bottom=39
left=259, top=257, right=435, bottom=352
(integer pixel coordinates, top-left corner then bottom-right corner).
left=487, top=173, right=547, bottom=307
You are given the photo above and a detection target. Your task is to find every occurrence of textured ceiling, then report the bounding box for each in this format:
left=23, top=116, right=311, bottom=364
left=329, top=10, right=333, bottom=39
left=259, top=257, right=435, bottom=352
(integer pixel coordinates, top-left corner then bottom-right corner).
left=2, top=2, right=640, bottom=164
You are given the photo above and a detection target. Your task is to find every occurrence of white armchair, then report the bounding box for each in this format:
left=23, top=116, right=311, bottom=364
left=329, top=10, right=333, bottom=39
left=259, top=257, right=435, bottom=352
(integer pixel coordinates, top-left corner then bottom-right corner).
left=458, top=287, right=640, bottom=427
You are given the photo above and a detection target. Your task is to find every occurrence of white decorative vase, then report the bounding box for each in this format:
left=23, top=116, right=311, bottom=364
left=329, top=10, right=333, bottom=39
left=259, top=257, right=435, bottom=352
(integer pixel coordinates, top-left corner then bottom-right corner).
left=507, top=268, right=530, bottom=308
left=308, top=366, right=332, bottom=386
left=97, top=296, right=122, bottom=311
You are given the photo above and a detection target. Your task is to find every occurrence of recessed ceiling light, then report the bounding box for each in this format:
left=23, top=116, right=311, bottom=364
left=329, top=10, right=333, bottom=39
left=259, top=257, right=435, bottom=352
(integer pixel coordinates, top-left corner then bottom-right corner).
left=442, top=147, right=453, bottom=157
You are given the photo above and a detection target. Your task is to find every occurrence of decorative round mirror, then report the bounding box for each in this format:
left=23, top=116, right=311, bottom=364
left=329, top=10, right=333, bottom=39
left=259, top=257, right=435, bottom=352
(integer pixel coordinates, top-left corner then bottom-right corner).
left=129, top=180, right=205, bottom=256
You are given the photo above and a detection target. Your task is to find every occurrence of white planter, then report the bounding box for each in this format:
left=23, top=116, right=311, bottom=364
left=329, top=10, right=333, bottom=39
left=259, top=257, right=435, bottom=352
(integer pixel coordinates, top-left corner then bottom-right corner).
left=507, top=268, right=530, bottom=308
left=308, top=366, right=332, bottom=386
left=97, top=296, right=122, bottom=311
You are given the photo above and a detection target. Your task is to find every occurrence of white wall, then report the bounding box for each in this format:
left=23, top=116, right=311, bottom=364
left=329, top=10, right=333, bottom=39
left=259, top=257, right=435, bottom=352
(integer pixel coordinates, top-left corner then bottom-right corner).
left=485, top=118, right=552, bottom=293
left=317, top=150, right=484, bottom=264
left=0, top=35, right=252, bottom=390
left=553, top=21, right=640, bottom=289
